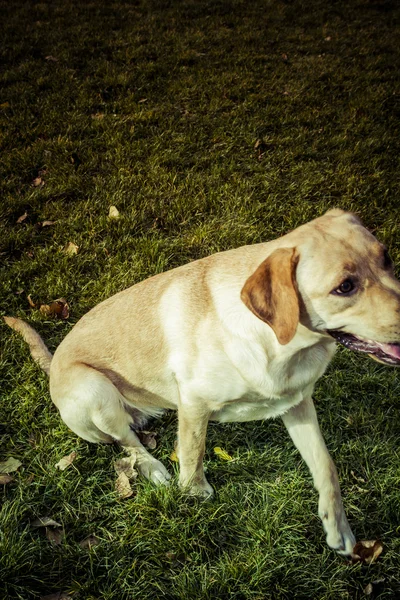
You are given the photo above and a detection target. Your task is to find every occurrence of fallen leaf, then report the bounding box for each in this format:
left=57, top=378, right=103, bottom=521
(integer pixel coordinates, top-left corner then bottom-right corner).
left=0, top=457, right=22, bottom=474
left=16, top=212, right=28, bottom=224
left=27, top=294, right=36, bottom=308
left=114, top=457, right=137, bottom=480
left=170, top=449, right=179, bottom=462
left=0, top=101, right=10, bottom=109
left=79, top=534, right=100, bottom=549
left=108, top=205, right=120, bottom=219
left=32, top=177, right=44, bottom=187
left=40, top=298, right=69, bottom=319
left=55, top=451, right=76, bottom=471
left=352, top=540, right=384, bottom=564
left=138, top=98, right=148, bottom=103
left=213, top=447, right=233, bottom=461
left=364, top=583, right=373, bottom=595
left=64, top=242, right=79, bottom=255
left=115, top=471, right=134, bottom=498
left=0, top=475, right=14, bottom=485
left=138, top=431, right=157, bottom=450
left=325, top=36, right=332, bottom=41
left=41, top=220, right=57, bottom=227
left=45, top=55, right=58, bottom=62
left=46, top=528, right=63, bottom=545
left=91, top=113, right=105, bottom=120
left=32, top=517, right=62, bottom=528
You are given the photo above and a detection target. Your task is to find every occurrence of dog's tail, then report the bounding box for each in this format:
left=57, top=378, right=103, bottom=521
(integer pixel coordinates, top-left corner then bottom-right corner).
left=3, top=317, right=53, bottom=376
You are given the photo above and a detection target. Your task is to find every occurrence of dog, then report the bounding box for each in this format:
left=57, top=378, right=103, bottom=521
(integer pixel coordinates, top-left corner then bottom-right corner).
left=4, top=208, right=400, bottom=556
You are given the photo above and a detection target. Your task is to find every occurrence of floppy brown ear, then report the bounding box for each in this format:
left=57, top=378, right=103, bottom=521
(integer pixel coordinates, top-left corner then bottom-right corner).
left=240, top=247, right=299, bottom=345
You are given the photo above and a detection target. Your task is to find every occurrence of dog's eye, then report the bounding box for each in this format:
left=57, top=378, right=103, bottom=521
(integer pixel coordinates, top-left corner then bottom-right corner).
left=332, top=279, right=356, bottom=296
left=383, top=248, right=393, bottom=270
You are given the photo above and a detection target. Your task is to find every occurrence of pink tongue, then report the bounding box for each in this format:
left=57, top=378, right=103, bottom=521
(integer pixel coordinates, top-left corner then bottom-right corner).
left=375, top=342, right=400, bottom=359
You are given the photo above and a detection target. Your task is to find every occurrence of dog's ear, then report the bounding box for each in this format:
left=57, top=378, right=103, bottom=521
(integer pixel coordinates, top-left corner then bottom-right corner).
left=240, top=247, right=299, bottom=345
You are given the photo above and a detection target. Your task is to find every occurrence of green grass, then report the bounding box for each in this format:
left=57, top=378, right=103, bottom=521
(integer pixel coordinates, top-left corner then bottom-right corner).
left=1, top=0, right=400, bottom=597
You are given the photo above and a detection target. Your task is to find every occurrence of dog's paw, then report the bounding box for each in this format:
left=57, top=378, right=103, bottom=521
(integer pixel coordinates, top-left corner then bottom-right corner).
left=132, top=451, right=172, bottom=486
left=180, top=477, right=214, bottom=499
left=319, top=494, right=356, bottom=555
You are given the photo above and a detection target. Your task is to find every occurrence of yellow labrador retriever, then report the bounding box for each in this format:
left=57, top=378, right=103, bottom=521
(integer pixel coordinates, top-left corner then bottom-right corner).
left=4, top=208, right=400, bottom=556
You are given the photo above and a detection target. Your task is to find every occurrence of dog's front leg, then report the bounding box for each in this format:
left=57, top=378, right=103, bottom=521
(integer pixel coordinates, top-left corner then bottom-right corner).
left=177, top=398, right=213, bottom=498
left=281, top=396, right=355, bottom=555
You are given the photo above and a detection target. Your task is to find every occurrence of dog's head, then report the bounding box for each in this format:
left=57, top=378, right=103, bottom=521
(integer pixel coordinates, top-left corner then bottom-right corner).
left=241, top=209, right=400, bottom=365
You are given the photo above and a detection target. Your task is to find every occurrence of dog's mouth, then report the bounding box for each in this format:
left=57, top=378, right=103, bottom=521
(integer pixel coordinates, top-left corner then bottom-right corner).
left=328, top=331, right=400, bottom=366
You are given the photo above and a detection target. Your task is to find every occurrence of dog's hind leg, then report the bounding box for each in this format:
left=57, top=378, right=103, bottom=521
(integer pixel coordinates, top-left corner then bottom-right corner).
left=52, top=363, right=171, bottom=486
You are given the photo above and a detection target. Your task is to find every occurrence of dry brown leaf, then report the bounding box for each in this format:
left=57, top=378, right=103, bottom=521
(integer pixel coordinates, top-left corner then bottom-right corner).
left=0, top=457, right=22, bottom=474
left=79, top=534, right=100, bottom=549
left=352, top=540, right=384, bottom=564
left=55, top=451, right=76, bottom=471
left=45, top=55, right=58, bottom=62
left=64, top=241, right=79, bottom=255
left=41, top=220, right=57, bottom=227
left=0, top=102, right=10, bottom=109
left=32, top=517, right=62, bottom=528
left=0, top=474, right=14, bottom=485
left=364, top=583, right=373, bottom=596
left=108, top=205, right=120, bottom=219
left=115, top=471, right=134, bottom=498
left=32, top=177, right=44, bottom=187
left=138, top=431, right=157, bottom=450
left=27, top=294, right=36, bottom=307
left=114, top=457, right=138, bottom=480
left=40, top=298, right=69, bottom=319
left=16, top=212, right=28, bottom=224
left=46, top=528, right=63, bottom=545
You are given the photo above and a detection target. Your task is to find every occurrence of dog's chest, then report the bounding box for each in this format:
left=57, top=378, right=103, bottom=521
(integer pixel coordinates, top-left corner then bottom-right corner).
left=210, top=341, right=334, bottom=423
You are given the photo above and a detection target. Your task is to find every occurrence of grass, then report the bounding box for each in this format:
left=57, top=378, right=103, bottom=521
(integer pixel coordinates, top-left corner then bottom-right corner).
left=1, top=0, right=400, bottom=597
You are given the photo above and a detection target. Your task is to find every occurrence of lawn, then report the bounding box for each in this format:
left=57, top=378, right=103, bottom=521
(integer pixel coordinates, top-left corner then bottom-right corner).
left=1, top=0, right=400, bottom=598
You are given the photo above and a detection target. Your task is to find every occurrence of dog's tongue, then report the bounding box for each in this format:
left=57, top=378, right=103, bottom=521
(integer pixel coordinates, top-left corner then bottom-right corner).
left=375, top=342, right=400, bottom=360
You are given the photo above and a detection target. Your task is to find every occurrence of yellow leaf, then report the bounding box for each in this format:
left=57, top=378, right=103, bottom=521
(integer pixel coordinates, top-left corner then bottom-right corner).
left=64, top=242, right=79, bottom=255
left=213, top=447, right=233, bottom=461
left=108, top=205, right=120, bottom=219
left=169, top=450, right=179, bottom=462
